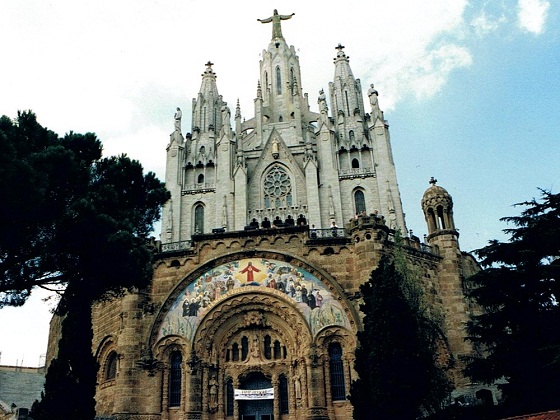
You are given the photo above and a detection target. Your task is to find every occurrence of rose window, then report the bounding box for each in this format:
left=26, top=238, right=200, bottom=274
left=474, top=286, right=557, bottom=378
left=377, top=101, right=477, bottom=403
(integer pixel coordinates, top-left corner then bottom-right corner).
left=263, top=166, right=292, bottom=208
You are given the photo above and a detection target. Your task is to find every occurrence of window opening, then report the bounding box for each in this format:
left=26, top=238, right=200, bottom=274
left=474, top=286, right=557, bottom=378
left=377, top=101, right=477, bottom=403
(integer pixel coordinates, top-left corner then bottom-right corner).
left=276, top=66, right=282, bottom=95
left=169, top=352, right=182, bottom=407
left=329, top=343, right=346, bottom=401
left=273, top=340, right=281, bottom=359
left=241, top=336, right=249, bottom=361
left=264, top=335, right=272, bottom=360
left=106, top=352, right=117, bottom=380
left=226, top=379, right=234, bottom=416
left=354, top=190, right=366, bottom=214
left=263, top=165, right=293, bottom=209
left=194, top=204, right=204, bottom=234
left=279, top=375, right=289, bottom=414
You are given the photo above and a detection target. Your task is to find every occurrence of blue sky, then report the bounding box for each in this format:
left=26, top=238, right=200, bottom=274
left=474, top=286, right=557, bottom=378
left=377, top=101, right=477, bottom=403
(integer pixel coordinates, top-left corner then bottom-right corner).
left=0, top=0, right=558, bottom=367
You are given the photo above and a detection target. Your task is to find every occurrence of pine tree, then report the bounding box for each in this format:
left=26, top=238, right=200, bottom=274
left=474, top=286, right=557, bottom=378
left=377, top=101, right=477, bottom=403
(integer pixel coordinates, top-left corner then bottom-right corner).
left=0, top=111, right=169, bottom=419
left=466, top=190, right=560, bottom=414
left=350, top=238, right=451, bottom=419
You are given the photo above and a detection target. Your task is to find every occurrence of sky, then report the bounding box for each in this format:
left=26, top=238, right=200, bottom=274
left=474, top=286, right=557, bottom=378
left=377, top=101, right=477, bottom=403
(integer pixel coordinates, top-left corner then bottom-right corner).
left=0, top=0, right=558, bottom=367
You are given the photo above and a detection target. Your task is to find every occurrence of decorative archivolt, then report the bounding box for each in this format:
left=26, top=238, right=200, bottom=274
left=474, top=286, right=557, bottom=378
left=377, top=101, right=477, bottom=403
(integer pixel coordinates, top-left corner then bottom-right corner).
left=315, top=325, right=357, bottom=362
left=95, top=335, right=117, bottom=360
left=148, top=252, right=360, bottom=354
left=193, top=288, right=312, bottom=359
left=153, top=334, right=190, bottom=361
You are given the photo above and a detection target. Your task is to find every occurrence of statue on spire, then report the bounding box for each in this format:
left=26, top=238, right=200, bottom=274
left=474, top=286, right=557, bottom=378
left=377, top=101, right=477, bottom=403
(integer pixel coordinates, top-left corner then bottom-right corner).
left=258, top=9, right=295, bottom=40
left=174, top=107, right=182, bottom=132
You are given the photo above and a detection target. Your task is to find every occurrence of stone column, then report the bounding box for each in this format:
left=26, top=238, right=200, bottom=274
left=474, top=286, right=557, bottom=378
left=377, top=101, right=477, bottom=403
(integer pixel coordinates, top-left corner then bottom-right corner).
left=184, top=362, right=202, bottom=419
left=272, top=374, right=280, bottom=420
left=201, top=366, right=209, bottom=420
left=160, top=363, right=170, bottom=420
left=217, top=369, right=225, bottom=418
left=305, top=348, right=328, bottom=420
left=233, top=377, right=240, bottom=420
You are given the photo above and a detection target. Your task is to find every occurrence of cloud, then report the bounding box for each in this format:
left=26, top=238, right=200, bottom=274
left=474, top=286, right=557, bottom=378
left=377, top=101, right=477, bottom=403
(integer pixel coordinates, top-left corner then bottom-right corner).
left=517, top=0, right=550, bottom=34
left=471, top=11, right=508, bottom=37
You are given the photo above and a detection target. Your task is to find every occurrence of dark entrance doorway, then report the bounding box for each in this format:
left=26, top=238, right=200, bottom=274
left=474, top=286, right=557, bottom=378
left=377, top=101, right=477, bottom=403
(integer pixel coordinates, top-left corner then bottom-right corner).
left=239, top=372, right=273, bottom=420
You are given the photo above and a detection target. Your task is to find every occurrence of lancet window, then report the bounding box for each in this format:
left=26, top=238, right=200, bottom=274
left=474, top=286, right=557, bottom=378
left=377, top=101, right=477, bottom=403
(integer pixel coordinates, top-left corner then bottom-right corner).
left=329, top=343, right=346, bottom=401
left=169, top=352, right=182, bottom=407
left=276, top=66, right=282, bottom=95
left=105, top=351, right=118, bottom=380
left=194, top=204, right=204, bottom=234
left=354, top=190, right=366, bottom=214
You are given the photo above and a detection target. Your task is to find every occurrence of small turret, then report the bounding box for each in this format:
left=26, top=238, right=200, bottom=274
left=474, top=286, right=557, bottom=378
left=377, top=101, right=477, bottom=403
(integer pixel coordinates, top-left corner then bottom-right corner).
left=422, top=177, right=457, bottom=241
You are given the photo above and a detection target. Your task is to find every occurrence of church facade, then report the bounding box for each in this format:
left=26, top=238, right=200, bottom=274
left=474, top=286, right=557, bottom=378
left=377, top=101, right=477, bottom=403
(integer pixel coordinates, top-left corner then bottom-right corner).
left=81, top=11, right=483, bottom=420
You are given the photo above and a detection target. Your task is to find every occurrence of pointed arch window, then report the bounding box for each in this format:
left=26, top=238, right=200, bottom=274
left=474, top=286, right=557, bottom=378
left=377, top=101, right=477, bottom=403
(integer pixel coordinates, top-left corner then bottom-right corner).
left=194, top=204, right=204, bottom=234
left=329, top=343, right=346, bottom=401
left=105, top=351, right=118, bottom=380
left=169, top=352, right=182, bottom=407
left=290, top=67, right=295, bottom=95
left=197, top=174, right=204, bottom=184
left=264, top=335, right=272, bottom=360
left=265, top=71, right=269, bottom=92
left=354, top=190, right=366, bottom=214
left=351, top=158, right=360, bottom=169
left=241, top=336, right=249, bottom=361
left=226, top=379, right=234, bottom=416
left=263, top=165, right=292, bottom=209
left=276, top=66, right=282, bottom=95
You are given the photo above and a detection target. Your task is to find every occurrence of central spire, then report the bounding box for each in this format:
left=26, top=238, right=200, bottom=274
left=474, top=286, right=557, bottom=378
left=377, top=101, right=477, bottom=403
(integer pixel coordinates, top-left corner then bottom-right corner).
left=257, top=9, right=295, bottom=40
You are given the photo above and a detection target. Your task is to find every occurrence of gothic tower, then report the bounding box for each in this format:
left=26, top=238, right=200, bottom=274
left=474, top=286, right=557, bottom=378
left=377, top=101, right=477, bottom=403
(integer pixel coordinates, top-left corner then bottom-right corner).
left=161, top=9, right=408, bottom=242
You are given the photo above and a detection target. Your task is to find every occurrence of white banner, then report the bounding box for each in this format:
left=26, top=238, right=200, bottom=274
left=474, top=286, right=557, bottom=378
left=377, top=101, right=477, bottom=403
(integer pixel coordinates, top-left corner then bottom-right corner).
left=234, top=388, right=274, bottom=400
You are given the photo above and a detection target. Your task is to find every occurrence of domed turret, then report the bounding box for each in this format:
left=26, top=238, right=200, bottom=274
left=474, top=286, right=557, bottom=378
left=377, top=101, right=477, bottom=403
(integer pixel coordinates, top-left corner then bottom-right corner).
left=422, top=177, right=456, bottom=237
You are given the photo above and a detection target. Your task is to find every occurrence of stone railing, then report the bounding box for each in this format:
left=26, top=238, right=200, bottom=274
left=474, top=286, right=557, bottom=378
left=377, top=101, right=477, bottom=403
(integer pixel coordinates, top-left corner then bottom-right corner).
left=338, top=167, right=375, bottom=180
left=308, top=228, right=348, bottom=239
left=160, top=240, right=193, bottom=253
left=181, top=183, right=216, bottom=195
left=386, top=231, right=435, bottom=255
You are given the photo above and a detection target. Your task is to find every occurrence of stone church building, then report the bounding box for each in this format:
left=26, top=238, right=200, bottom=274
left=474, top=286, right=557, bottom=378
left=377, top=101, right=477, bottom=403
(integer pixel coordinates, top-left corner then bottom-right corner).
left=54, top=10, right=483, bottom=420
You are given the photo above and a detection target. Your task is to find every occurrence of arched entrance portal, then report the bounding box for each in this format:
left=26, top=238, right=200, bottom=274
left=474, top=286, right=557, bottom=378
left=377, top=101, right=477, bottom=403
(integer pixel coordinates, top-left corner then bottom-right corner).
left=153, top=256, right=357, bottom=419
left=238, top=372, right=273, bottom=420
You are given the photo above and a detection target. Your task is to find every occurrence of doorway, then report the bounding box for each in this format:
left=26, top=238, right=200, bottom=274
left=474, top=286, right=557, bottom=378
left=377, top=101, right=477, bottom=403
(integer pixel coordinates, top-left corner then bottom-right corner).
left=238, top=372, right=273, bottom=420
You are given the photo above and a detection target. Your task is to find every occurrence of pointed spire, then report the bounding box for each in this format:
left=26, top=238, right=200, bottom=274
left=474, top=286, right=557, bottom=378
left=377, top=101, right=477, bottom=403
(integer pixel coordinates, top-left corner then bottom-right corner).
left=333, top=44, right=355, bottom=81
left=256, top=80, right=263, bottom=100
left=192, top=61, right=221, bottom=133
left=235, top=99, right=241, bottom=119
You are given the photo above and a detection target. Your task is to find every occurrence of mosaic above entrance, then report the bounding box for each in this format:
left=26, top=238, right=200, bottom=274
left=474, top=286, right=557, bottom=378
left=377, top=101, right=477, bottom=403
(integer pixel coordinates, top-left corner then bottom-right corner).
left=157, top=258, right=351, bottom=342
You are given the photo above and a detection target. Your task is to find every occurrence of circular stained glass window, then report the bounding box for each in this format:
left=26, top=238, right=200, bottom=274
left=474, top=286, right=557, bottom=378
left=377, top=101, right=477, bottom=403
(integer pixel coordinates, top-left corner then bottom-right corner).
left=264, top=166, right=292, bottom=208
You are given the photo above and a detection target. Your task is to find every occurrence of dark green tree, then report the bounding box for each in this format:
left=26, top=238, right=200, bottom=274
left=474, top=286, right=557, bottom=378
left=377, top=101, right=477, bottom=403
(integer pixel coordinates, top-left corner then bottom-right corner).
left=465, top=190, right=560, bottom=415
left=350, top=242, right=451, bottom=419
left=0, top=111, right=169, bottom=419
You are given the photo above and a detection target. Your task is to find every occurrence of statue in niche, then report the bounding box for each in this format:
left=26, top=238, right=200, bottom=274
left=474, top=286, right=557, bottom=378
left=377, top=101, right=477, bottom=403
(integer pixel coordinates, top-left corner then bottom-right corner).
left=294, top=375, right=302, bottom=399
left=250, top=334, right=260, bottom=358
left=208, top=375, right=218, bottom=412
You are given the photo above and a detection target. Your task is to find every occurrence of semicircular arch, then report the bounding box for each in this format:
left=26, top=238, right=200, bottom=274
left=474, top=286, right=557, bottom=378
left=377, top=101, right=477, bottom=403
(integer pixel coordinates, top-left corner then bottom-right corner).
left=148, top=251, right=360, bottom=351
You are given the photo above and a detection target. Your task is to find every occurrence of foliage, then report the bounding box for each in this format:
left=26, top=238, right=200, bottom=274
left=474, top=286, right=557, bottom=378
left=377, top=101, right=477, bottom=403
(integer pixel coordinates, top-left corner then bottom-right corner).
left=350, top=236, right=451, bottom=419
left=0, top=111, right=169, bottom=419
left=465, top=190, right=560, bottom=414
